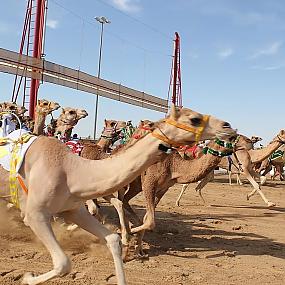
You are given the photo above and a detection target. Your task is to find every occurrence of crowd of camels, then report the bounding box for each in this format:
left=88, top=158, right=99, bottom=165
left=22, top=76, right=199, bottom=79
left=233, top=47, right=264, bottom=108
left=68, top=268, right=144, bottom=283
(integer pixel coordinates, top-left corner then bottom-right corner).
left=0, top=98, right=284, bottom=285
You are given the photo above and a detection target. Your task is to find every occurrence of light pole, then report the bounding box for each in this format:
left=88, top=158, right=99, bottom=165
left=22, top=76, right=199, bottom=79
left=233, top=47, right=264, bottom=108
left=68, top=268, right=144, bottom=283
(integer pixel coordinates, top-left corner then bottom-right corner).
left=93, top=16, right=111, bottom=139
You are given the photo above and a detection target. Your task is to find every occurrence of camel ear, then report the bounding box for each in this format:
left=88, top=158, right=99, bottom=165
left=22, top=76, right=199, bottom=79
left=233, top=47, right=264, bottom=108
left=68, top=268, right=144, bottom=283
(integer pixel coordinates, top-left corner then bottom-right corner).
left=61, top=108, right=65, bottom=113
left=169, top=103, right=178, bottom=120
left=104, top=119, right=108, bottom=126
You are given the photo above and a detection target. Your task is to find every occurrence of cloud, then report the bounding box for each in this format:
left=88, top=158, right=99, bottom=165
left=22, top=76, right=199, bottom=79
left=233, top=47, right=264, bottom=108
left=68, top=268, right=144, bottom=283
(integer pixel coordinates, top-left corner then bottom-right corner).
left=250, top=64, right=285, bottom=71
left=250, top=41, right=282, bottom=59
left=198, top=4, right=284, bottom=29
left=217, top=48, right=234, bottom=59
left=46, top=19, right=59, bottom=29
left=110, top=0, right=142, bottom=13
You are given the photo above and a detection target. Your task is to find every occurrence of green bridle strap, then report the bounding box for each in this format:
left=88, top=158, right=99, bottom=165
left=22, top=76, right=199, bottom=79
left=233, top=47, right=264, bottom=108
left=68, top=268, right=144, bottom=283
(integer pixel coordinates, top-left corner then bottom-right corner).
left=214, top=138, right=234, bottom=149
left=202, top=147, right=233, bottom=157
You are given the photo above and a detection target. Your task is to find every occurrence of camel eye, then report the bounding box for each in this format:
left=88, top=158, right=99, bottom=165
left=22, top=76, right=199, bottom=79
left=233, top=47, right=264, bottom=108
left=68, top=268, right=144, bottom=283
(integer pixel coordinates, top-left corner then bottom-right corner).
left=69, top=110, right=76, bottom=115
left=190, top=117, right=202, bottom=126
left=110, top=122, right=116, bottom=127
left=43, top=102, right=48, bottom=106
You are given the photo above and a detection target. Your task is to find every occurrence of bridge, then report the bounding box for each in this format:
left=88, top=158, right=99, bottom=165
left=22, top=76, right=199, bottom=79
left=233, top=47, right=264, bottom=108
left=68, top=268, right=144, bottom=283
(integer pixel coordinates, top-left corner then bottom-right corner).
left=0, top=48, right=168, bottom=113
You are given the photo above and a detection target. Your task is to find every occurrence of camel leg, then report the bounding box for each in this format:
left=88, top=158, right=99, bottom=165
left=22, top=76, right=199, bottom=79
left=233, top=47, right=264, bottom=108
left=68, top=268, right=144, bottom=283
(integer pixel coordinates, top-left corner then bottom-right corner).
left=130, top=183, right=157, bottom=256
left=236, top=173, right=243, bottom=185
left=122, top=178, right=143, bottom=226
left=243, top=168, right=275, bottom=207
left=86, top=199, right=100, bottom=216
left=228, top=171, right=232, bottom=185
left=235, top=151, right=275, bottom=207
left=22, top=210, right=71, bottom=285
left=195, top=170, right=214, bottom=204
left=61, top=206, right=126, bottom=285
left=176, top=184, right=189, bottom=206
left=103, top=194, right=130, bottom=245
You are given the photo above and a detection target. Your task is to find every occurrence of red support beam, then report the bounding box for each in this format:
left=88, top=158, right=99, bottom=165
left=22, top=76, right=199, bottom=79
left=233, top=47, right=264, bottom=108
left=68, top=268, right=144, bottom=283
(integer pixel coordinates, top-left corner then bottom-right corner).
left=29, top=0, right=46, bottom=118
left=168, top=32, right=182, bottom=109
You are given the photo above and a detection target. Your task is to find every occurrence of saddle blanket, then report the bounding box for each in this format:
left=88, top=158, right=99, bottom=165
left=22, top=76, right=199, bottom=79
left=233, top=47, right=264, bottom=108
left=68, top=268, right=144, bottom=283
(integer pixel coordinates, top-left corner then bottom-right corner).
left=0, top=129, right=37, bottom=172
left=65, top=140, right=83, bottom=155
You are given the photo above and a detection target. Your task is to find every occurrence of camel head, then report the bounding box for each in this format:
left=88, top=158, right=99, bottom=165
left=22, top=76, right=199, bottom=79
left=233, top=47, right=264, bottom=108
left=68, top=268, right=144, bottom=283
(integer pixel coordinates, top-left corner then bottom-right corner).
left=251, top=136, right=263, bottom=144
left=36, top=99, right=60, bottom=115
left=99, top=120, right=127, bottom=147
left=58, top=107, right=88, bottom=127
left=0, top=102, right=27, bottom=116
left=159, top=104, right=237, bottom=146
left=138, top=119, right=155, bottom=130
left=272, top=130, right=285, bottom=144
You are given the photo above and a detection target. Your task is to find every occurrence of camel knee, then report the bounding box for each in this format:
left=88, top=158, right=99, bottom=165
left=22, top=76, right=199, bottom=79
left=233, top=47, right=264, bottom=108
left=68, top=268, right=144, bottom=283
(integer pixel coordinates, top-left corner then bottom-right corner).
left=54, top=255, right=71, bottom=276
left=105, top=233, right=122, bottom=255
left=112, top=198, right=124, bottom=212
left=142, top=215, right=155, bottom=231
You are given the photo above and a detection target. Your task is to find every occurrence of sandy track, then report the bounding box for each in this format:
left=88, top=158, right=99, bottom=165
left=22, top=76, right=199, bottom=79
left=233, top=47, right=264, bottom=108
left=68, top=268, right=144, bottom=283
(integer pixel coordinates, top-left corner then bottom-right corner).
left=1, top=175, right=285, bottom=285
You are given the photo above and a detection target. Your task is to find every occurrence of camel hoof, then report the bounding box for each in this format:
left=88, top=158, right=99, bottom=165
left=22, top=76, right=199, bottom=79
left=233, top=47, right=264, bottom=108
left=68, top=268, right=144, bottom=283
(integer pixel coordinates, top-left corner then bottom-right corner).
left=267, top=202, right=276, bottom=208
left=175, top=202, right=180, bottom=207
left=22, top=272, right=35, bottom=285
left=246, top=194, right=250, bottom=201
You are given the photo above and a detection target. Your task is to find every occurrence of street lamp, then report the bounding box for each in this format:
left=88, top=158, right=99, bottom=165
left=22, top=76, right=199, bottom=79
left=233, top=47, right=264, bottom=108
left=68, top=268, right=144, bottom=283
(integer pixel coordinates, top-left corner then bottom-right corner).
left=93, top=16, right=111, bottom=140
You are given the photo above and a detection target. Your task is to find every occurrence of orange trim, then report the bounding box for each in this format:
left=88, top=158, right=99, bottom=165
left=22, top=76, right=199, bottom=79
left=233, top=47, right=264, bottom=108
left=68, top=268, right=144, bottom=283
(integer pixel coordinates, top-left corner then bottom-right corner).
left=152, top=132, right=190, bottom=148
left=164, top=115, right=209, bottom=142
left=17, top=175, right=28, bottom=194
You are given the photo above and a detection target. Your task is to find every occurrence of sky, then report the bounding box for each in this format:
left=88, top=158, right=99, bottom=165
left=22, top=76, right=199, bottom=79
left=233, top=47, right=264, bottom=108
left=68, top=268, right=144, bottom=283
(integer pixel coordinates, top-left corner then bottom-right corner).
left=0, top=0, right=285, bottom=143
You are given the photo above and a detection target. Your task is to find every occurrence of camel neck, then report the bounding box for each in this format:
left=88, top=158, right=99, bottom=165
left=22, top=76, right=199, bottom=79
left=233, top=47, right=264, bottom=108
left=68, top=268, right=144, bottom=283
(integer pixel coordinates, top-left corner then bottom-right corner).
left=96, top=137, right=111, bottom=151
left=174, top=141, right=224, bottom=184
left=33, top=112, right=47, bottom=135
left=69, top=134, right=165, bottom=199
left=248, top=140, right=284, bottom=163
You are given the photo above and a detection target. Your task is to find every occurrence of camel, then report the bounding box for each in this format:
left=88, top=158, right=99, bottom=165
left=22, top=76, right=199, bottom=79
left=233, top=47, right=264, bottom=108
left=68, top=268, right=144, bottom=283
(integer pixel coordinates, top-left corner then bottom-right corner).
left=176, top=131, right=285, bottom=207
left=79, top=119, right=127, bottom=160
left=119, top=136, right=237, bottom=254
left=0, top=101, right=27, bottom=117
left=53, top=107, right=88, bottom=140
left=0, top=105, right=236, bottom=284
left=257, top=145, right=285, bottom=182
left=32, top=99, right=60, bottom=135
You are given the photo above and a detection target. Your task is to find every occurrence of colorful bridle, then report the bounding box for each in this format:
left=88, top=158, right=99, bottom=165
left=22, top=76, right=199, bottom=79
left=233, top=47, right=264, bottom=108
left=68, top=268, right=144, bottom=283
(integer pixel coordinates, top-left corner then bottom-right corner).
left=152, top=115, right=210, bottom=148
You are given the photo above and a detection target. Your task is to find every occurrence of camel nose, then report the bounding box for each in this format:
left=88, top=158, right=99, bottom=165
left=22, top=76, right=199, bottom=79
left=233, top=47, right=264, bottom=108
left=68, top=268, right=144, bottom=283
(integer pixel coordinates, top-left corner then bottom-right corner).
left=222, top=122, right=231, bottom=128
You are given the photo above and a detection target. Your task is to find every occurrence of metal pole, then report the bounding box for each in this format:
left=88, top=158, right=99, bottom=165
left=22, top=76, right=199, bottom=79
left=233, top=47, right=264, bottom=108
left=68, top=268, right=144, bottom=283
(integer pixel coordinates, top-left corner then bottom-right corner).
left=93, top=21, right=104, bottom=139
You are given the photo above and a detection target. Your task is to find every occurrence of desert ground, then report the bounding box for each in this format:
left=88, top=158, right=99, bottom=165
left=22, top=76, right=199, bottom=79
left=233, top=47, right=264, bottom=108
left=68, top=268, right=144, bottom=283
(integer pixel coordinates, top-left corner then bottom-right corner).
left=1, top=174, right=285, bottom=285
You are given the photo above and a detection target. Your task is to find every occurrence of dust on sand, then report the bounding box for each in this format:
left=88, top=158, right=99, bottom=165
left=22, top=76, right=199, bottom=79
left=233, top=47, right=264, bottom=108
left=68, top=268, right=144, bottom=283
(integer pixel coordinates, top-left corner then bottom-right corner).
left=1, top=175, right=285, bottom=285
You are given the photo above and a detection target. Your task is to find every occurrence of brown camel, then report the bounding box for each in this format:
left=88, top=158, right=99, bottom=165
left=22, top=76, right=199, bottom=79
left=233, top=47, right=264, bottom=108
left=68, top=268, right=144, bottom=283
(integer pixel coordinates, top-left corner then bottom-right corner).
left=177, top=131, right=285, bottom=207
left=257, top=145, right=285, bottom=182
left=0, top=101, right=27, bottom=117
left=0, top=105, right=236, bottom=284
left=122, top=137, right=236, bottom=254
left=33, top=99, right=60, bottom=135
left=53, top=107, right=88, bottom=139
left=79, top=119, right=127, bottom=160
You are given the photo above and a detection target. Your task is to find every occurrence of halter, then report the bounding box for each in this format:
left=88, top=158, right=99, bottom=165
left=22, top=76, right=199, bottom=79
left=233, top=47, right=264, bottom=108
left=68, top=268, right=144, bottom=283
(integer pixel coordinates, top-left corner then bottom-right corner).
left=152, top=115, right=210, bottom=148
left=276, top=135, right=285, bottom=144
left=100, top=122, right=122, bottom=140
left=202, top=138, right=234, bottom=157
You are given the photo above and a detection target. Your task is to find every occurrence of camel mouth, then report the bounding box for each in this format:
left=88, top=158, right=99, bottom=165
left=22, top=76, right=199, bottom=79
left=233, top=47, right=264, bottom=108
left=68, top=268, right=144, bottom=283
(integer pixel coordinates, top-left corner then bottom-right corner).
left=216, top=129, right=237, bottom=140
